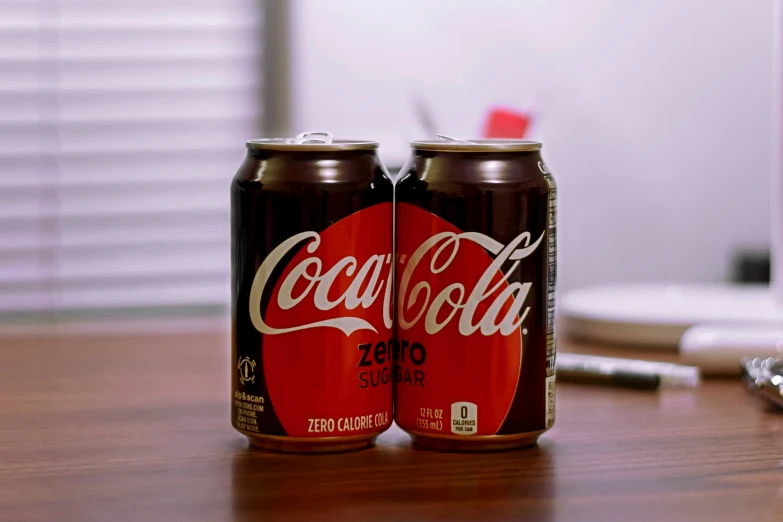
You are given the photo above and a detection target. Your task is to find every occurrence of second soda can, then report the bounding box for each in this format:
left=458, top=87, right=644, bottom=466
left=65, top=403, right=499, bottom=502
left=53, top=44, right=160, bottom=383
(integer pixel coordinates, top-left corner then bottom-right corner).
left=394, top=139, right=557, bottom=451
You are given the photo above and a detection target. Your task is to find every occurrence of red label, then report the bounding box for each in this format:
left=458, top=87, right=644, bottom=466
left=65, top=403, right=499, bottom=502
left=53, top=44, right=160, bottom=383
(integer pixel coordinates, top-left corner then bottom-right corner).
left=395, top=203, right=544, bottom=436
left=250, top=203, right=393, bottom=437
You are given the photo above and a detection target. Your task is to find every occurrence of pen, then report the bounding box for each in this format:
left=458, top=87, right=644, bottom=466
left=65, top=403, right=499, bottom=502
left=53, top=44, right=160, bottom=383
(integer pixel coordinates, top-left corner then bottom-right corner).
left=556, top=353, right=700, bottom=390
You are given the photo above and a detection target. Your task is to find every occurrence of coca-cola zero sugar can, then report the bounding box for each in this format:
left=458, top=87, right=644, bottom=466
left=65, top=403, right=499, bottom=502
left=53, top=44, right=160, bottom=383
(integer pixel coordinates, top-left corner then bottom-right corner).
left=394, top=139, right=557, bottom=451
left=231, top=133, right=394, bottom=452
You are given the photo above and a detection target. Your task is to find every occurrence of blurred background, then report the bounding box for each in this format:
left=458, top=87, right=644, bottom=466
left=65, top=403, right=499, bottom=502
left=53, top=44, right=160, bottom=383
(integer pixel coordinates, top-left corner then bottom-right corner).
left=0, top=0, right=774, bottom=324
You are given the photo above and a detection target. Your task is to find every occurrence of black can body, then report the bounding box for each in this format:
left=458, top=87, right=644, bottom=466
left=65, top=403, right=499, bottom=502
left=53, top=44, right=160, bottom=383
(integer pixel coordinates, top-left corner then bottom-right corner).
left=231, top=139, right=394, bottom=453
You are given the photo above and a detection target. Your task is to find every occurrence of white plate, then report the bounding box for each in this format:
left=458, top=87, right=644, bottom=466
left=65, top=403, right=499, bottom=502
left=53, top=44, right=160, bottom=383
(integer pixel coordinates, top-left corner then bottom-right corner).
left=559, top=283, right=783, bottom=347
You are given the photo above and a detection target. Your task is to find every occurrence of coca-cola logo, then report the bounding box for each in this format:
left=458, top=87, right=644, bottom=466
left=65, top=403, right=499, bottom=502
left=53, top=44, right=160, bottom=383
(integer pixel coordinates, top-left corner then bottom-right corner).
left=249, top=231, right=394, bottom=336
left=249, top=227, right=543, bottom=338
left=398, top=230, right=544, bottom=337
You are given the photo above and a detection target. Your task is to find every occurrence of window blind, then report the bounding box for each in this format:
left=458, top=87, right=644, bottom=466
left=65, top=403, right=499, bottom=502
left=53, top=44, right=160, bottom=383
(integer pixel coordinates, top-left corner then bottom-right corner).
left=0, top=0, right=262, bottom=318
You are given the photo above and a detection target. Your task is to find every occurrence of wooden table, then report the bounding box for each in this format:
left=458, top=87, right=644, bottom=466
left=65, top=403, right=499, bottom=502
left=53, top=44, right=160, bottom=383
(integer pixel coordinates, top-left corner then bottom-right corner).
left=1, top=323, right=782, bottom=521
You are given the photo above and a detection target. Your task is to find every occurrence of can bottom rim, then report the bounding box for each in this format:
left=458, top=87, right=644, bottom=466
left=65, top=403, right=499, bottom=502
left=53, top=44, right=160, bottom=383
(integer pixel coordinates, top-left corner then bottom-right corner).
left=406, top=429, right=545, bottom=452
left=236, top=428, right=378, bottom=454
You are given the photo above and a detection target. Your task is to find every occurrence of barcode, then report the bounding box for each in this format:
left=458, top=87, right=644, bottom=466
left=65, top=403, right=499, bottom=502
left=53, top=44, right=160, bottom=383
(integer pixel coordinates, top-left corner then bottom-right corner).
left=545, top=375, right=556, bottom=429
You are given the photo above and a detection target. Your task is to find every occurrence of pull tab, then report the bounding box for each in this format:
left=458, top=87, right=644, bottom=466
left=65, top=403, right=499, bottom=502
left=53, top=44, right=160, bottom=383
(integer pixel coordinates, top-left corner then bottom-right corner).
left=436, top=134, right=475, bottom=144
left=295, top=131, right=334, bottom=144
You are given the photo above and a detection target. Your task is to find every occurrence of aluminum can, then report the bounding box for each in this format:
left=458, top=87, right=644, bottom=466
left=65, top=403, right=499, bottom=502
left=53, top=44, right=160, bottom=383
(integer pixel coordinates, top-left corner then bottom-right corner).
left=394, top=139, right=557, bottom=451
left=231, top=133, right=394, bottom=452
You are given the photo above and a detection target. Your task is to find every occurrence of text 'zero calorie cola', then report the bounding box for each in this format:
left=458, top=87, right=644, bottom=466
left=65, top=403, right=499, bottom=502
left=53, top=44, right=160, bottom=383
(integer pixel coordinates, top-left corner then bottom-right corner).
left=394, top=139, right=557, bottom=451
left=231, top=133, right=394, bottom=453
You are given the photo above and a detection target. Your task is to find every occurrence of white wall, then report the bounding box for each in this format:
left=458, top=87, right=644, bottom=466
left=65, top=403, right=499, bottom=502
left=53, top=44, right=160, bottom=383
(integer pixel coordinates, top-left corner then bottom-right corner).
left=289, top=0, right=774, bottom=291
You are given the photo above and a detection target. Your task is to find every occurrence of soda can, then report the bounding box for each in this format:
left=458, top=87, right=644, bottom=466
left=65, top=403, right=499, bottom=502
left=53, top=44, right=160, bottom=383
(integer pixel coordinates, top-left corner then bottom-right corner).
left=231, top=132, right=394, bottom=452
left=394, top=139, right=557, bottom=451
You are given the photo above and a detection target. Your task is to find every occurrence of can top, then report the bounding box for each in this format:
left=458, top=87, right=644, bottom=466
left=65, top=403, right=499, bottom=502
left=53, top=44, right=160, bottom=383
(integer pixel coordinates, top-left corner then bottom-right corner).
left=247, top=132, right=378, bottom=152
left=410, top=138, right=542, bottom=153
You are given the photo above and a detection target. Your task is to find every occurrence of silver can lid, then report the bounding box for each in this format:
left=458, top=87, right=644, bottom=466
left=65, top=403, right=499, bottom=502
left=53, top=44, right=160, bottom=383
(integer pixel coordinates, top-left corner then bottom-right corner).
left=247, top=131, right=378, bottom=152
left=411, top=136, right=542, bottom=153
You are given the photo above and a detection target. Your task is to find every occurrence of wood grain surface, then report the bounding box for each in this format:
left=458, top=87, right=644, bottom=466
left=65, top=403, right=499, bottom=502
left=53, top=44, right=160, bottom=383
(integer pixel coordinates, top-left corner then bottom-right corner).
left=0, top=323, right=782, bottom=522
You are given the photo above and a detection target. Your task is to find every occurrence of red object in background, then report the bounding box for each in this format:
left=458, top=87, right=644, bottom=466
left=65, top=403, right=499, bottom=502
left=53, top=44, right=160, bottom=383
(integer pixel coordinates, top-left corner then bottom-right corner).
left=482, top=107, right=532, bottom=139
